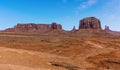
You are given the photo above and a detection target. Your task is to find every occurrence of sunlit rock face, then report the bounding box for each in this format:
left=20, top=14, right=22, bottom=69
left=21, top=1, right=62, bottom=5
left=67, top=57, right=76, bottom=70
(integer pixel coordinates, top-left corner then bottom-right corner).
left=51, top=22, right=62, bottom=30
left=3, top=22, right=63, bottom=33
left=79, top=17, right=102, bottom=29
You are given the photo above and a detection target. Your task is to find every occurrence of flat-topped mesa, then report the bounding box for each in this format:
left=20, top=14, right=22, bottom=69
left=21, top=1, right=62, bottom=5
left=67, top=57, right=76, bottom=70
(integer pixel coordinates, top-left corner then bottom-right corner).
left=79, top=17, right=102, bottom=30
left=14, top=23, right=51, bottom=32
left=4, top=22, right=63, bottom=33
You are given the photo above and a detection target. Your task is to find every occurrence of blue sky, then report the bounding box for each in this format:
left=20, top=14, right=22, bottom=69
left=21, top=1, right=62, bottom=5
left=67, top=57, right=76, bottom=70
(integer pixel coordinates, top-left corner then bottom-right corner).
left=0, top=0, right=120, bottom=31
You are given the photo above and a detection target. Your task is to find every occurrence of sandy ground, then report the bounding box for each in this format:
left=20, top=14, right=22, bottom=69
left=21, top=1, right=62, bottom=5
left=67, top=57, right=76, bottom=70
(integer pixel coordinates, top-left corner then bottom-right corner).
left=0, top=64, right=50, bottom=70
left=0, top=33, right=120, bottom=70
left=0, top=47, right=69, bottom=70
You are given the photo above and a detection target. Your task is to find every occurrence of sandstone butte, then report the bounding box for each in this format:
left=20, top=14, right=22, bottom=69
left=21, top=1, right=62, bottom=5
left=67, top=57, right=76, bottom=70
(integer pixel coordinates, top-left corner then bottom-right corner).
left=2, top=17, right=119, bottom=34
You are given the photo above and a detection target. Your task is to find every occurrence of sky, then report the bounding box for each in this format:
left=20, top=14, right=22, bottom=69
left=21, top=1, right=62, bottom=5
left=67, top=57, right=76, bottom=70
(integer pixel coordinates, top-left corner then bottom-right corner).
left=0, top=0, right=120, bottom=31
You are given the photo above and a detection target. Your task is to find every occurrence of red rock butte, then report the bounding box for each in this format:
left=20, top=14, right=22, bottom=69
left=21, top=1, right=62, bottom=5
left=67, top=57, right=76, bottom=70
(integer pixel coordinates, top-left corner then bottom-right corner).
left=2, top=17, right=117, bottom=34
left=79, top=17, right=101, bottom=29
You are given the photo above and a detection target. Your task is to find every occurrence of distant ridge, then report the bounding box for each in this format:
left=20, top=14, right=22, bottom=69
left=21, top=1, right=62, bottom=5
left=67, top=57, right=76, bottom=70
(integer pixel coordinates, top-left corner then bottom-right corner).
left=1, top=17, right=120, bottom=35
left=104, top=26, right=120, bottom=35
left=3, top=22, right=65, bottom=33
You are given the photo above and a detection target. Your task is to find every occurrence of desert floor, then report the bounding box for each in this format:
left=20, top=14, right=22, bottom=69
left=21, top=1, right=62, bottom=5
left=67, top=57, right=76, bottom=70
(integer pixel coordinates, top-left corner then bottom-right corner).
left=0, top=32, right=120, bottom=70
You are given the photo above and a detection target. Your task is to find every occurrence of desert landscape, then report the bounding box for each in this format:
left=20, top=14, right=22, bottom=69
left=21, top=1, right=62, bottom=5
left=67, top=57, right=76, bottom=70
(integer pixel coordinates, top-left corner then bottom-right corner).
left=0, top=17, right=120, bottom=70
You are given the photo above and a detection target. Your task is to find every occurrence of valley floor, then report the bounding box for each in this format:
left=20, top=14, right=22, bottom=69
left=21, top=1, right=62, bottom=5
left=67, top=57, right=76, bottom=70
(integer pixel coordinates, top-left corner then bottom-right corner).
left=0, top=32, right=120, bottom=70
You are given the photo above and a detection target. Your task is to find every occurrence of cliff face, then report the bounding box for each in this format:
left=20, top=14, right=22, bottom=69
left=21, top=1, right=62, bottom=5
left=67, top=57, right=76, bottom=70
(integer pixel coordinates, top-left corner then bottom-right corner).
left=79, top=17, right=101, bottom=29
left=75, top=17, right=105, bottom=34
left=3, top=16, right=119, bottom=34
left=4, top=22, right=63, bottom=33
left=14, top=24, right=51, bottom=33
left=3, top=17, right=103, bottom=34
left=51, top=22, right=62, bottom=30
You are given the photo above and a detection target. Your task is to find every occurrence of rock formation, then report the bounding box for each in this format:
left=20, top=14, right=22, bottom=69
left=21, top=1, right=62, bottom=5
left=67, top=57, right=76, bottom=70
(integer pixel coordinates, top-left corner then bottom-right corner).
left=104, top=26, right=111, bottom=32
left=4, top=28, right=14, bottom=32
left=4, top=22, right=63, bottom=33
left=104, top=26, right=120, bottom=35
left=3, top=16, right=118, bottom=34
left=79, top=17, right=101, bottom=29
left=76, top=17, right=105, bottom=34
left=71, top=26, right=77, bottom=33
left=51, top=22, right=62, bottom=30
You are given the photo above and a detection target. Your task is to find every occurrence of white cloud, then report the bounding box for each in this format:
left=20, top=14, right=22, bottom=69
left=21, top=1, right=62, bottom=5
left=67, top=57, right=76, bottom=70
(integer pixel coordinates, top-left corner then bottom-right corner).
left=78, top=0, right=97, bottom=9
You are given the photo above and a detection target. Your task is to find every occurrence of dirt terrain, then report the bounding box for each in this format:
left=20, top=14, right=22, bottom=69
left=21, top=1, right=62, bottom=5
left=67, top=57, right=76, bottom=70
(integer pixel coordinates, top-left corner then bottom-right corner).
left=0, top=32, right=120, bottom=70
